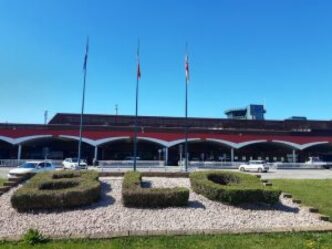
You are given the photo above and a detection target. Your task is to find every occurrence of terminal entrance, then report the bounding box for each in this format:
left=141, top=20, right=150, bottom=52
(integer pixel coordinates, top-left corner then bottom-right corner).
left=300, top=144, right=332, bottom=162
left=236, top=142, right=291, bottom=162
left=0, top=140, right=17, bottom=159
left=2, top=137, right=332, bottom=165
left=168, top=141, right=231, bottom=165
left=19, top=138, right=94, bottom=163
left=98, top=139, right=163, bottom=160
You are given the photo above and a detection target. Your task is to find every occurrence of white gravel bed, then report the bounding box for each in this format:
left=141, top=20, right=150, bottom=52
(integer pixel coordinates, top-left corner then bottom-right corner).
left=0, top=177, right=330, bottom=239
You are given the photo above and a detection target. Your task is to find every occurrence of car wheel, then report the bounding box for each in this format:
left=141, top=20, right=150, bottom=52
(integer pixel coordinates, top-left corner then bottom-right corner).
left=258, top=168, right=262, bottom=173
left=240, top=167, right=245, bottom=172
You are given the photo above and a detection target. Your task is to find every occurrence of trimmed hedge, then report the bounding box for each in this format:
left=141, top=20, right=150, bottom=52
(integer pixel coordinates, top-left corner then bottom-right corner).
left=11, top=170, right=101, bottom=211
left=100, top=171, right=189, bottom=178
left=122, top=171, right=189, bottom=208
left=190, top=171, right=281, bottom=205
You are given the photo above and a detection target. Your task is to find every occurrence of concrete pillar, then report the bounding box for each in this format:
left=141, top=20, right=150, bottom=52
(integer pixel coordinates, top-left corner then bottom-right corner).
left=179, top=144, right=183, bottom=162
left=164, top=147, right=168, bottom=166
left=231, top=148, right=234, bottom=162
left=292, top=149, right=297, bottom=163
left=94, top=146, right=98, bottom=161
left=17, top=144, right=22, bottom=161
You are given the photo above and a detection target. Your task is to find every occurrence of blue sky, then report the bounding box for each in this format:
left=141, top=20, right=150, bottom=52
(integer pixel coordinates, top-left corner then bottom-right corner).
left=1, top=0, right=332, bottom=123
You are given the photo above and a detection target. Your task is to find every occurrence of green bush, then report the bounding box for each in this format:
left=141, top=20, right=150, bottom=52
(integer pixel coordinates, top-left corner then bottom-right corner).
left=52, top=171, right=81, bottom=179
left=22, top=229, right=47, bottom=245
left=190, top=171, right=281, bottom=205
left=11, top=170, right=101, bottom=211
left=100, top=171, right=189, bottom=178
left=122, top=171, right=189, bottom=208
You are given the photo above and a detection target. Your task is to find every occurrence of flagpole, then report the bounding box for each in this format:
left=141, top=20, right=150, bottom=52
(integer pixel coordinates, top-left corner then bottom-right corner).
left=78, top=37, right=89, bottom=168
left=184, top=43, right=189, bottom=172
left=133, top=40, right=140, bottom=171
left=185, top=75, right=188, bottom=172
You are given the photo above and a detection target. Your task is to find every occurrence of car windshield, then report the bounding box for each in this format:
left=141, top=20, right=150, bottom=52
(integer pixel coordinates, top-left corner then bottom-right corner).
left=71, top=158, right=85, bottom=163
left=250, top=161, right=264, bottom=164
left=19, top=163, right=37, bottom=168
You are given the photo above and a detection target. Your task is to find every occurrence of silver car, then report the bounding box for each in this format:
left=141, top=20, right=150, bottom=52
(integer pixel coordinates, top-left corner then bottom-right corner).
left=8, top=161, right=56, bottom=178
left=239, top=160, right=269, bottom=173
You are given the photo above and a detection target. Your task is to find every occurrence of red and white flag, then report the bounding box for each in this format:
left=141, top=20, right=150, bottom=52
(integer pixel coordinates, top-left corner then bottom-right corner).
left=83, top=37, right=89, bottom=72
left=137, top=45, right=141, bottom=80
left=137, top=58, right=141, bottom=80
left=185, top=54, right=189, bottom=82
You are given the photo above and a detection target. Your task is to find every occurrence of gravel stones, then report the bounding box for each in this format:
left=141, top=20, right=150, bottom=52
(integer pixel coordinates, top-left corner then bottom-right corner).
left=0, top=177, right=329, bottom=239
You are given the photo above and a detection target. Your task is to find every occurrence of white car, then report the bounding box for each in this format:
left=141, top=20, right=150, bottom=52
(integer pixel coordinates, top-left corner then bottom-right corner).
left=8, top=161, right=55, bottom=178
left=62, top=158, right=87, bottom=170
left=305, top=157, right=331, bottom=169
left=239, top=160, right=269, bottom=173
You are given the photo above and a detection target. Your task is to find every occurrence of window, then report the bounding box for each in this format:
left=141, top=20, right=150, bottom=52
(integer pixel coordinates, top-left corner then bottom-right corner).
left=38, top=163, right=45, bottom=168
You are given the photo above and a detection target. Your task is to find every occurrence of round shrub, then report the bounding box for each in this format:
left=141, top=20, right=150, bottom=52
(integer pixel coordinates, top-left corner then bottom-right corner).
left=190, top=171, right=281, bottom=205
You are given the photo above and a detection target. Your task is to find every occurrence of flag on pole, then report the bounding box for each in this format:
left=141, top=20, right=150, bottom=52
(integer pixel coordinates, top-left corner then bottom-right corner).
left=83, top=37, right=89, bottom=72
left=185, top=54, right=189, bottom=81
left=137, top=46, right=141, bottom=80
left=137, top=58, right=141, bottom=80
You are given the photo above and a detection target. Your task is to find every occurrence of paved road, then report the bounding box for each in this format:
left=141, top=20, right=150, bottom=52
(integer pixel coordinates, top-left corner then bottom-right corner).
left=1, top=167, right=332, bottom=179
left=259, top=168, right=332, bottom=179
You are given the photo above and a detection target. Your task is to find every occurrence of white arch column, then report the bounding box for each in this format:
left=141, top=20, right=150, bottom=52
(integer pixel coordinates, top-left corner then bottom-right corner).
left=94, top=146, right=98, bottom=162
left=292, top=149, right=297, bottom=163
left=164, top=147, right=168, bottom=165
left=230, top=148, right=234, bottom=162
left=17, top=144, right=22, bottom=161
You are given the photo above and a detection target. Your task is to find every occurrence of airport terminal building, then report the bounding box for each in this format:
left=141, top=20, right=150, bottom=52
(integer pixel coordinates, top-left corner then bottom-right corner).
left=2, top=112, right=332, bottom=165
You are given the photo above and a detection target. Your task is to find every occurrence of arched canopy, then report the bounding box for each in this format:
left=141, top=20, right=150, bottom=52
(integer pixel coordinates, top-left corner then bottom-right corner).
left=206, top=138, right=268, bottom=149
left=59, top=135, right=97, bottom=146
left=272, top=140, right=329, bottom=150
left=0, top=136, right=15, bottom=144
left=136, top=137, right=169, bottom=147
left=205, top=138, right=237, bottom=148
left=0, top=135, right=53, bottom=145
left=167, top=138, right=201, bottom=147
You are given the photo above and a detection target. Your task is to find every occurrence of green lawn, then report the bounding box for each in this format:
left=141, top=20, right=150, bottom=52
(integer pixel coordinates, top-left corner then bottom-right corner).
left=272, top=179, right=332, bottom=218
left=0, top=178, right=5, bottom=186
left=0, top=232, right=332, bottom=249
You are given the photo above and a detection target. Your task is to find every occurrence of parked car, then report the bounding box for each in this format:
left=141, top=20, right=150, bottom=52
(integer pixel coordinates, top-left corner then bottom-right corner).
left=8, top=161, right=55, bottom=178
left=305, top=157, right=331, bottom=169
left=239, top=160, right=269, bottom=173
left=62, top=158, right=87, bottom=170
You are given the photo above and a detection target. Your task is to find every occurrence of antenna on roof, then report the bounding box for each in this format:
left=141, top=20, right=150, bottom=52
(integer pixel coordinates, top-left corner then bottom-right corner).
left=115, top=104, right=118, bottom=115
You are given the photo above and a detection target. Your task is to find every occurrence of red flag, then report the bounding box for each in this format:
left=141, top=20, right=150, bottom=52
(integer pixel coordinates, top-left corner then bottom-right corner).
left=137, top=43, right=141, bottom=80
left=185, top=55, right=189, bottom=81
left=137, top=59, right=141, bottom=80
left=83, top=37, right=89, bottom=72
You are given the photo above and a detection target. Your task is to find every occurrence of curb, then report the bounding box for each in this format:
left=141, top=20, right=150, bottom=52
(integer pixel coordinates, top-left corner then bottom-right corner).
left=281, top=192, right=330, bottom=222
left=2, top=226, right=332, bottom=241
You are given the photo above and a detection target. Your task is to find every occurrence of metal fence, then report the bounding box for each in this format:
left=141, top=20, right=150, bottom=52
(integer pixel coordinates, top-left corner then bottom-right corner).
left=98, top=160, right=165, bottom=168
left=0, top=159, right=63, bottom=168
left=0, top=159, right=330, bottom=170
left=271, top=162, right=331, bottom=169
left=184, top=161, right=243, bottom=169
